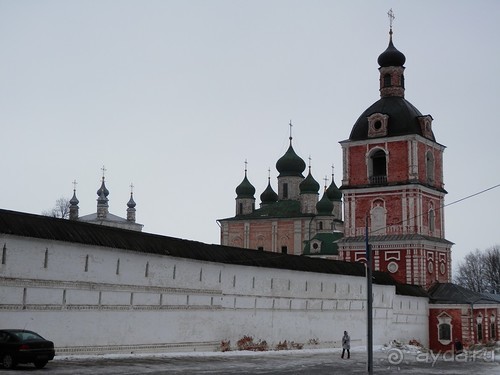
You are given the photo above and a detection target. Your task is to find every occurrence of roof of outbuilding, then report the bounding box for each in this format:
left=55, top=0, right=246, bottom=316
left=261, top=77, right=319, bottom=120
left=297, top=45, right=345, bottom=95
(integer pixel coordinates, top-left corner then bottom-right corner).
left=0, top=208, right=425, bottom=297
left=337, top=233, right=454, bottom=245
left=428, top=282, right=500, bottom=305
left=303, top=232, right=343, bottom=256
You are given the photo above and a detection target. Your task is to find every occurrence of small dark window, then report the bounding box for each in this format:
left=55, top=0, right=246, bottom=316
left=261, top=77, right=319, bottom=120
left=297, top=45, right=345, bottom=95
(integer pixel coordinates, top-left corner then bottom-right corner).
left=374, top=121, right=382, bottom=130
left=239, top=202, right=243, bottom=214
left=383, top=74, right=391, bottom=87
left=312, top=243, right=319, bottom=250
left=401, top=74, right=405, bottom=88
left=257, top=246, right=264, bottom=251
left=491, top=321, right=496, bottom=340
left=283, top=183, right=288, bottom=199
left=281, top=246, right=288, bottom=254
left=439, top=323, right=451, bottom=341
left=478, top=323, right=483, bottom=341
left=319, top=221, right=323, bottom=230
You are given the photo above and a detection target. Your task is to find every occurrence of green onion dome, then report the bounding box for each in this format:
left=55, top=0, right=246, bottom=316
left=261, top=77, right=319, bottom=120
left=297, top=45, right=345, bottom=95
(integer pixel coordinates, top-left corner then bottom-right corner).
left=276, top=140, right=306, bottom=178
left=235, top=172, right=256, bottom=199
left=260, top=177, right=278, bottom=204
left=299, top=169, right=320, bottom=194
left=326, top=177, right=342, bottom=201
left=316, top=190, right=334, bottom=215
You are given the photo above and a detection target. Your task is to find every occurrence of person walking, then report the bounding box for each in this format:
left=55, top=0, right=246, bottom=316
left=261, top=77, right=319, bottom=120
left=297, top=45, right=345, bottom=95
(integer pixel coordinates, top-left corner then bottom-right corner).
left=341, top=331, right=350, bottom=359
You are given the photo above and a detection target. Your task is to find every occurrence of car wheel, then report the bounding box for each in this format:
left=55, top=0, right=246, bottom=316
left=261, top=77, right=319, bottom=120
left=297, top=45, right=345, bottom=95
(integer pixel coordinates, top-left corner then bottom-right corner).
left=1, top=353, right=17, bottom=369
left=34, top=360, right=48, bottom=369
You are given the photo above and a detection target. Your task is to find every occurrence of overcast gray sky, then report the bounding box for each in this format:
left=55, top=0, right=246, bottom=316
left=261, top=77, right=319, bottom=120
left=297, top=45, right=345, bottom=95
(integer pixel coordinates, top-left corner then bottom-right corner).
left=1, top=1, right=499, bottom=272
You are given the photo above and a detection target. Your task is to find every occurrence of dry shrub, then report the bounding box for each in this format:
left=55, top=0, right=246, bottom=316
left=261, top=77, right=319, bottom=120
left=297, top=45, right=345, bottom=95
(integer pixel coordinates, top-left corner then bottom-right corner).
left=275, top=340, right=288, bottom=350
left=290, top=341, right=303, bottom=350
left=236, top=335, right=268, bottom=351
left=220, top=340, right=231, bottom=352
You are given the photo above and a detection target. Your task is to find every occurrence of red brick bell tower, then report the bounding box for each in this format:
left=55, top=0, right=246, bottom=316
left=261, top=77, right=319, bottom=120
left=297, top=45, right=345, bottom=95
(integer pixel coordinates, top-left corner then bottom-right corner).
left=337, top=27, right=453, bottom=288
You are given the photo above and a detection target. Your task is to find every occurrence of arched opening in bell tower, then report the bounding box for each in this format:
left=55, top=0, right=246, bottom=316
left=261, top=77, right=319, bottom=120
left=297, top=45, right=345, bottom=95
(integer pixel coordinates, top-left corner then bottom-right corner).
left=368, top=149, right=387, bottom=184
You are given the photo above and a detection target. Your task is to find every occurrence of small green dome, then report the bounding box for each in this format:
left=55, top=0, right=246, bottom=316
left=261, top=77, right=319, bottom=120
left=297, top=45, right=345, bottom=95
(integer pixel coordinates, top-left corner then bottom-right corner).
left=326, top=178, right=342, bottom=201
left=260, top=179, right=278, bottom=204
left=316, top=190, right=334, bottom=215
left=235, top=173, right=255, bottom=199
left=299, top=170, right=320, bottom=194
left=276, top=141, right=306, bottom=178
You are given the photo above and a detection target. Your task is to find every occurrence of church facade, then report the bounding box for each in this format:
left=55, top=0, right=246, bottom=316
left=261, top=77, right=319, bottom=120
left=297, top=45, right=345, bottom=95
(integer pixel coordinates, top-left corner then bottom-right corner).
left=336, top=29, right=453, bottom=288
left=68, top=173, right=143, bottom=232
left=219, top=27, right=452, bottom=289
left=214, top=25, right=500, bottom=352
left=218, top=144, right=343, bottom=257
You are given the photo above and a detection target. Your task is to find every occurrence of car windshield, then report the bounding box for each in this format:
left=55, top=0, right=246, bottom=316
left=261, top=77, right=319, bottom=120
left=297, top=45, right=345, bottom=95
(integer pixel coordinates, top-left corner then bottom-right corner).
left=13, top=331, right=44, bottom=341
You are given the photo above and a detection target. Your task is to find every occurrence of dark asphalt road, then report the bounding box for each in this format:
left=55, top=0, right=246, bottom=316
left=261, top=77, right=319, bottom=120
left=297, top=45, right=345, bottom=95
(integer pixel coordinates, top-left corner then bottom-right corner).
left=5, top=348, right=499, bottom=374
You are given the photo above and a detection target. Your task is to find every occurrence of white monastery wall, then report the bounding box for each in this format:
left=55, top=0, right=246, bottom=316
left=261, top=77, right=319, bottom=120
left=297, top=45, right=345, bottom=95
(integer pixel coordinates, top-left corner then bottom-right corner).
left=0, top=234, right=428, bottom=353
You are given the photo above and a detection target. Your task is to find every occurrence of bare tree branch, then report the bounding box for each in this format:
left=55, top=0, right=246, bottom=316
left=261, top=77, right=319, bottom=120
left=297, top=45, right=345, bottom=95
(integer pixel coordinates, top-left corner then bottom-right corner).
left=42, top=197, right=70, bottom=219
left=454, top=246, right=500, bottom=293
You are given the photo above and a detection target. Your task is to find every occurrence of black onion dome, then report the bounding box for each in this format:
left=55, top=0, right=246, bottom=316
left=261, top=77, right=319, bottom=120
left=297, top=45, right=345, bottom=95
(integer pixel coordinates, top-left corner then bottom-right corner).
left=299, top=170, right=320, bottom=194
left=326, top=179, right=342, bottom=201
left=378, top=33, right=406, bottom=67
left=276, top=143, right=306, bottom=177
left=127, top=193, right=136, bottom=208
left=70, top=190, right=79, bottom=206
left=96, top=178, right=109, bottom=197
left=260, top=179, right=278, bottom=204
left=316, top=191, right=334, bottom=215
left=235, top=174, right=255, bottom=199
left=349, top=97, right=434, bottom=141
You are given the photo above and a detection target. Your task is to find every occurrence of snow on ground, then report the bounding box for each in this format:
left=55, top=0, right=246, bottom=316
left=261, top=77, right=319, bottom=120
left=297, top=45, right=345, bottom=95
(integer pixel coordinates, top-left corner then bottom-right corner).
left=54, top=341, right=500, bottom=364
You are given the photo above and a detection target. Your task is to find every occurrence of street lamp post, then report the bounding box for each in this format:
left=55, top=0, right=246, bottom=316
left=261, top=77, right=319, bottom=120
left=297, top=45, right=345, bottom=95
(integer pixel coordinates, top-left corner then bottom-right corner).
left=366, top=217, right=373, bottom=374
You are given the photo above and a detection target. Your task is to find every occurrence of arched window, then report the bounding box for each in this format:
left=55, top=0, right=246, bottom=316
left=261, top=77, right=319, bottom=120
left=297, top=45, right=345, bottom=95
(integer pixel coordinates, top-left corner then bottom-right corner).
left=369, top=149, right=387, bottom=184
left=439, top=323, right=451, bottom=341
left=491, top=314, right=496, bottom=340
left=437, top=313, right=452, bottom=345
left=426, top=151, right=435, bottom=183
left=477, top=314, right=483, bottom=342
left=370, top=200, right=387, bottom=235
left=283, top=183, right=288, bottom=199
left=429, top=208, right=435, bottom=233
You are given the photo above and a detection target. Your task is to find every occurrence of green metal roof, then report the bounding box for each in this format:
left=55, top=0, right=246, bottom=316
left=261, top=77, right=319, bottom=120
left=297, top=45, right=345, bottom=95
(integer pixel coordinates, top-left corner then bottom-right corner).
left=219, top=199, right=313, bottom=221
left=303, top=232, right=344, bottom=256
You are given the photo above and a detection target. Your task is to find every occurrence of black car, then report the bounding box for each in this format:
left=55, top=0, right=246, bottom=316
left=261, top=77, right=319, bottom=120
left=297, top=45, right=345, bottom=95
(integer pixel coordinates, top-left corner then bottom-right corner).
left=0, top=329, right=55, bottom=369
